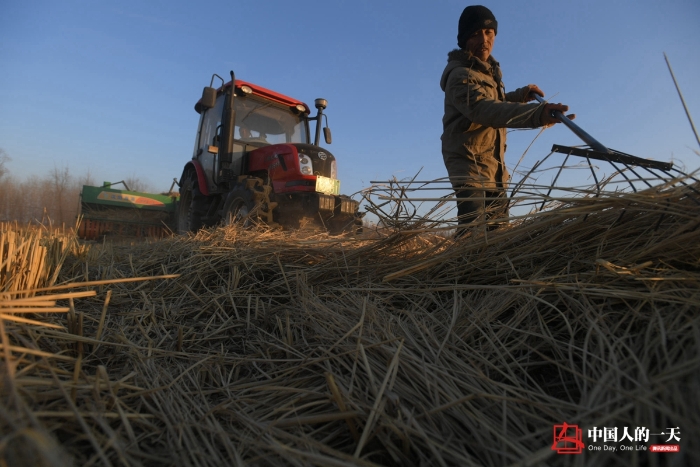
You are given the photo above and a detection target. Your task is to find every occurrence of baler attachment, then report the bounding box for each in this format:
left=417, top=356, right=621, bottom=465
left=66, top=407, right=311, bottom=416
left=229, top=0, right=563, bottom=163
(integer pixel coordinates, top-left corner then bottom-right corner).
left=77, top=182, right=177, bottom=240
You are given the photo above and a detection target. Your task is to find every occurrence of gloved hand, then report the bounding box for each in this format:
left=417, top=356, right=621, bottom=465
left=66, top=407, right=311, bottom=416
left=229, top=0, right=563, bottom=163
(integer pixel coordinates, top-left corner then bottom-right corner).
left=541, top=103, right=576, bottom=126
left=524, top=84, right=544, bottom=102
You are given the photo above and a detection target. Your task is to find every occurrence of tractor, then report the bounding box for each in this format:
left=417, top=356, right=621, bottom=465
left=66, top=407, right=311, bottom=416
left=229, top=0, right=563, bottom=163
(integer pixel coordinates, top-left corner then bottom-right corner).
left=177, top=71, right=363, bottom=235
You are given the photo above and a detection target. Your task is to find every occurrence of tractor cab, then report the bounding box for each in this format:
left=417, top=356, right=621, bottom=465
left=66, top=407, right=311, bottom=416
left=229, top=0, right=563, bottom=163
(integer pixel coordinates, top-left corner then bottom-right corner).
left=191, top=77, right=331, bottom=191
left=233, top=90, right=309, bottom=146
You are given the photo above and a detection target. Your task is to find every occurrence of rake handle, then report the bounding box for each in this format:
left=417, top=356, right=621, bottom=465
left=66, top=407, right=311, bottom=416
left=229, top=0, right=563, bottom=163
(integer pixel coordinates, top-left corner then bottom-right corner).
left=532, top=94, right=610, bottom=154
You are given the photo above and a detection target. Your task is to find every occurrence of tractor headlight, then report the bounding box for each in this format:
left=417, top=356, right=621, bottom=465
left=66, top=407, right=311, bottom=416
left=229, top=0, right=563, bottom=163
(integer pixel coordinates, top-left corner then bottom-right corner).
left=299, top=154, right=313, bottom=175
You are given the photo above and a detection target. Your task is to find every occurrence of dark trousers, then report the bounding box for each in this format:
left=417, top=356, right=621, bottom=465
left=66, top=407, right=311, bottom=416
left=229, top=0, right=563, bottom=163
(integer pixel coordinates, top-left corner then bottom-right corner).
left=454, top=186, right=509, bottom=234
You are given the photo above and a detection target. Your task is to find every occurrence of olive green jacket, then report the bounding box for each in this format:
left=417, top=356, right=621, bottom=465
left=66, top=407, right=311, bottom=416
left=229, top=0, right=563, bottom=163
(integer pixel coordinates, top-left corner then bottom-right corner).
left=440, top=48, right=545, bottom=190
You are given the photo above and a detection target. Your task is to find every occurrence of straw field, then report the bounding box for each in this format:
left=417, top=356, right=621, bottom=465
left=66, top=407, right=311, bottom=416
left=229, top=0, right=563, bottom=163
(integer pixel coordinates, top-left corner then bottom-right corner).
left=1, top=177, right=699, bottom=466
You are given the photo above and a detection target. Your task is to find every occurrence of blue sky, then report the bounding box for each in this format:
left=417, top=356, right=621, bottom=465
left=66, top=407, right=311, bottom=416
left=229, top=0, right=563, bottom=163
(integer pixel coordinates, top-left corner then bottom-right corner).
left=1, top=0, right=699, bottom=201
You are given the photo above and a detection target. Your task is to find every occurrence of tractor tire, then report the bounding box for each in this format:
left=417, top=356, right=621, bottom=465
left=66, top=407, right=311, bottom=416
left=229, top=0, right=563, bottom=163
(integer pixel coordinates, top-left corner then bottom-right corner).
left=221, top=177, right=280, bottom=229
left=221, top=188, right=256, bottom=227
left=177, top=174, right=203, bottom=234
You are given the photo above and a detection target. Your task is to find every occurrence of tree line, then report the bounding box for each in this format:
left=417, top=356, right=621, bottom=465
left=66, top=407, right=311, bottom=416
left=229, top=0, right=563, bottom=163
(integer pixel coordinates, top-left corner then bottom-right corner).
left=0, top=148, right=153, bottom=227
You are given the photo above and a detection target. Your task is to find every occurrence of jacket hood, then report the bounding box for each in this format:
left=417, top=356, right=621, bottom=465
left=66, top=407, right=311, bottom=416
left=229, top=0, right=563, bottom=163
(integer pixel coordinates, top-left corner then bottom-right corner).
left=440, top=48, right=501, bottom=91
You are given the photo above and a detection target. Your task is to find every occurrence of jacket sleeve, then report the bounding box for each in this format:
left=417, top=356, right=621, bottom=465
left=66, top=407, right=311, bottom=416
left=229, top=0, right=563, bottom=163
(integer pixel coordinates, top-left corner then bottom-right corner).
left=505, top=86, right=531, bottom=104
left=446, top=71, right=544, bottom=129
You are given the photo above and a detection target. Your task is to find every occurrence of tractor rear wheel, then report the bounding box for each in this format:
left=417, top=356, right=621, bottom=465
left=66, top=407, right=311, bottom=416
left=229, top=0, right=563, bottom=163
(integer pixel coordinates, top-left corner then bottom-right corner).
left=177, top=175, right=203, bottom=234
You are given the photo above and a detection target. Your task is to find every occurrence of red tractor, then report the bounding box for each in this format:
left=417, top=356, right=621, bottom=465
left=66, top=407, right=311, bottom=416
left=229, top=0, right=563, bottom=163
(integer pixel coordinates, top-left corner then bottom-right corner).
left=177, top=72, right=362, bottom=235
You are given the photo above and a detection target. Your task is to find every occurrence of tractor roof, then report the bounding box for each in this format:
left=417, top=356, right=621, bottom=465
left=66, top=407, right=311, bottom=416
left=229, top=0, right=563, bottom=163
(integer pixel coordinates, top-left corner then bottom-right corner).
left=194, top=80, right=311, bottom=114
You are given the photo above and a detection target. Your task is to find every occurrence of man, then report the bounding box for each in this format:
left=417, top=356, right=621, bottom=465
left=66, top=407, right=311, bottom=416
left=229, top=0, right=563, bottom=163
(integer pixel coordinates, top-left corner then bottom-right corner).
left=441, top=5, right=573, bottom=235
left=239, top=126, right=268, bottom=144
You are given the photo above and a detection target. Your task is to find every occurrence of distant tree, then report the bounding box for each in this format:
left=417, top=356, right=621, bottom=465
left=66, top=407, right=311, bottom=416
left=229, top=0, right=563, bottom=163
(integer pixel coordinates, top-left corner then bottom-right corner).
left=77, top=169, right=96, bottom=188
left=0, top=162, right=99, bottom=227
left=124, top=175, right=153, bottom=193
left=0, top=149, right=11, bottom=221
left=12, top=175, right=42, bottom=223
left=48, top=165, right=73, bottom=225
left=0, top=148, right=10, bottom=181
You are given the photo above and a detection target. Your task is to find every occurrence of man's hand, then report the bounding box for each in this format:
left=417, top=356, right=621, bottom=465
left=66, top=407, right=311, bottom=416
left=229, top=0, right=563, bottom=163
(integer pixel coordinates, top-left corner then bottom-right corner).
left=541, top=103, right=576, bottom=126
left=524, top=84, right=544, bottom=102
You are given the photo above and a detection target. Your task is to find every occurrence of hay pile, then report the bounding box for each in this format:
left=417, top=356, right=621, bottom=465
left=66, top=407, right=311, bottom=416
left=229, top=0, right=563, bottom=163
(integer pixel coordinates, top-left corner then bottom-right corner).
left=2, top=180, right=699, bottom=466
left=0, top=224, right=81, bottom=294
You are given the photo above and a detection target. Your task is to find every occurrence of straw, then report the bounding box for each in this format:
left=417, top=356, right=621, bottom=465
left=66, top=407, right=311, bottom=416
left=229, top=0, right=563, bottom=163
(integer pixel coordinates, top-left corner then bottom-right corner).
left=1, top=176, right=699, bottom=466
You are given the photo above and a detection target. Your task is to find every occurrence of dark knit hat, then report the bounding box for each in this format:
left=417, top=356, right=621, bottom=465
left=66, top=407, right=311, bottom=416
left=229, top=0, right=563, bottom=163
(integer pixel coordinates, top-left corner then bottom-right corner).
left=457, top=5, right=498, bottom=48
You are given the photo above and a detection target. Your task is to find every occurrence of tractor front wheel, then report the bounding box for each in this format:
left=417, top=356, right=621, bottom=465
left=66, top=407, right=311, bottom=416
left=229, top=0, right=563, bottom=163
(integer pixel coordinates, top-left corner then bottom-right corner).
left=222, top=189, right=256, bottom=227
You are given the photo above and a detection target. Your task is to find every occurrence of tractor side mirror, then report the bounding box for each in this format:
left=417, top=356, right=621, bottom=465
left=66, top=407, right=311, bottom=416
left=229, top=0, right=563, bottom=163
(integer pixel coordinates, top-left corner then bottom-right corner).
left=323, top=127, right=332, bottom=145
left=200, top=87, right=217, bottom=110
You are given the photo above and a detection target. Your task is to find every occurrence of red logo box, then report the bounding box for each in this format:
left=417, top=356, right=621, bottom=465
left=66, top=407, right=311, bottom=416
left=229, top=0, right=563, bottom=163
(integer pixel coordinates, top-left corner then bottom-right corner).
left=552, top=423, right=584, bottom=454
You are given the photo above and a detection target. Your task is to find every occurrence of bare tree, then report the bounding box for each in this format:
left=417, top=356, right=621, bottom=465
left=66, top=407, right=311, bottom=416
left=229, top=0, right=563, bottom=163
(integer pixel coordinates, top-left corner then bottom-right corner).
left=0, top=149, right=11, bottom=221
left=0, top=148, right=10, bottom=181
left=77, top=169, right=96, bottom=188
left=48, top=165, right=73, bottom=225
left=123, top=175, right=154, bottom=193
left=9, top=175, right=42, bottom=223
left=0, top=162, right=94, bottom=226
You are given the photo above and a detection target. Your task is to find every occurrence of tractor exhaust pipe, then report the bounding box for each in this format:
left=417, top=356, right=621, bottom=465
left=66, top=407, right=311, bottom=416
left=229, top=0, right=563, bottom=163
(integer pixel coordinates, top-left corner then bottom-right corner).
left=313, top=98, right=327, bottom=146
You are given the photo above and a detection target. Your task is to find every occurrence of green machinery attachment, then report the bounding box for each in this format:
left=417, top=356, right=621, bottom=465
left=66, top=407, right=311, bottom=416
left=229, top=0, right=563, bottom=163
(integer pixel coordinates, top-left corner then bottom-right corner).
left=77, top=181, right=178, bottom=240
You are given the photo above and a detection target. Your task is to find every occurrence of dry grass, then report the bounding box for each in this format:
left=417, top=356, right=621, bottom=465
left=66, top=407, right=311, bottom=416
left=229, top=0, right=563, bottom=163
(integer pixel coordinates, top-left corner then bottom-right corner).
left=1, top=179, right=699, bottom=466
left=0, top=223, right=87, bottom=295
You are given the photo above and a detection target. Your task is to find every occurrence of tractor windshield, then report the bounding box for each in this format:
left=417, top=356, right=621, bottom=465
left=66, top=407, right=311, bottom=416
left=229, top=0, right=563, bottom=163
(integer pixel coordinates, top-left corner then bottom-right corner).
left=234, top=95, right=308, bottom=145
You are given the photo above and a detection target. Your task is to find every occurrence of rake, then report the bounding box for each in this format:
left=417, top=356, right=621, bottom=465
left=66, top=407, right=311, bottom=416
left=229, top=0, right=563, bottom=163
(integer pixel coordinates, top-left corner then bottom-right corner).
left=510, top=94, right=700, bottom=202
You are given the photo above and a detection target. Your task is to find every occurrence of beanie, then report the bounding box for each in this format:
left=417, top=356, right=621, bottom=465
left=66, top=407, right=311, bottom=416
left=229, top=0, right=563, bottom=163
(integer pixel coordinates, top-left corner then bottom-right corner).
left=457, top=5, right=498, bottom=49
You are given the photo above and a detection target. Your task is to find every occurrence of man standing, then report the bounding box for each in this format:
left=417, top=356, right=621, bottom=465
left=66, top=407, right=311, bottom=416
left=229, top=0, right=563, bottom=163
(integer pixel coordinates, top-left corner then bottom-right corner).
left=441, top=5, right=573, bottom=235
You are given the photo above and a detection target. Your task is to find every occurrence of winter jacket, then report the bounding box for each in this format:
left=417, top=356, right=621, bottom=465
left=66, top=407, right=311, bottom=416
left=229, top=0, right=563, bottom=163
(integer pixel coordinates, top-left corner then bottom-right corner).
left=440, top=48, right=545, bottom=190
